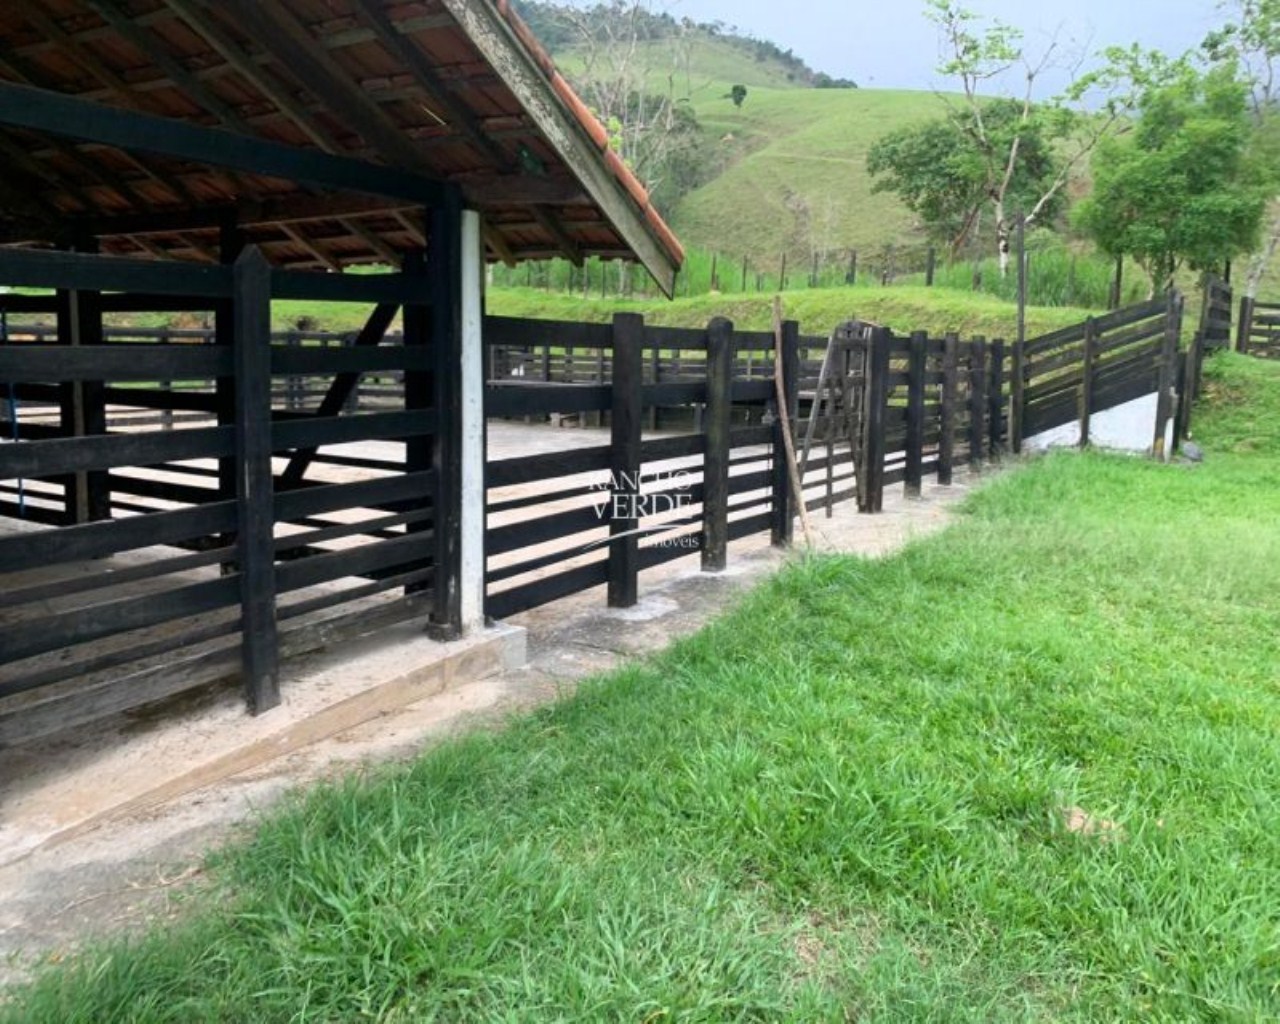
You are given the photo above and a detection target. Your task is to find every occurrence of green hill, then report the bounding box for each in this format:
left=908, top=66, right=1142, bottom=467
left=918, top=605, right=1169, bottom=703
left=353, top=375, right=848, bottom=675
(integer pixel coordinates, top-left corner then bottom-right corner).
left=674, top=88, right=946, bottom=269
left=533, top=7, right=952, bottom=272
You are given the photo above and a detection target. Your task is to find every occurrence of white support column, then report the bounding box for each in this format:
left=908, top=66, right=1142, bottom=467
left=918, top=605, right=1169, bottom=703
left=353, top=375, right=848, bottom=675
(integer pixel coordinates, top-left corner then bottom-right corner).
left=459, top=208, right=486, bottom=633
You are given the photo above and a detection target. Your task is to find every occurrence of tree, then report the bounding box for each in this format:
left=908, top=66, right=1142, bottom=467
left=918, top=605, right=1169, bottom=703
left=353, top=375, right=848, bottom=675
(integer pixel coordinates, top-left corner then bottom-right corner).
left=921, top=0, right=1133, bottom=275
left=1204, top=0, right=1280, bottom=297
left=551, top=1, right=710, bottom=212
left=730, top=84, right=748, bottom=108
left=1075, top=66, right=1266, bottom=294
left=867, top=99, right=1068, bottom=255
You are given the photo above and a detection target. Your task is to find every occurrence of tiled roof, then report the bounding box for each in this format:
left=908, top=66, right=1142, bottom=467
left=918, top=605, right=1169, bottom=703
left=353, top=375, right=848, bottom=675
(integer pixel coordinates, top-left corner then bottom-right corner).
left=493, top=0, right=685, bottom=267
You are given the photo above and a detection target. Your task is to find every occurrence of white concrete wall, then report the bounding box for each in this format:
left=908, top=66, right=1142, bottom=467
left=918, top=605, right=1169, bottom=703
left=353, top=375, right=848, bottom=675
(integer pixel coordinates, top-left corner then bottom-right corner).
left=1024, top=391, right=1171, bottom=456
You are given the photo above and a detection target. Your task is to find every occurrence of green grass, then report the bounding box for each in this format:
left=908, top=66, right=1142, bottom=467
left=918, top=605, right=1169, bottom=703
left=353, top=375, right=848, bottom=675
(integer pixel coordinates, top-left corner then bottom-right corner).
left=555, top=35, right=813, bottom=108
left=264, top=280, right=1099, bottom=341
left=488, top=284, right=1100, bottom=340
left=5, top=355, right=1280, bottom=1022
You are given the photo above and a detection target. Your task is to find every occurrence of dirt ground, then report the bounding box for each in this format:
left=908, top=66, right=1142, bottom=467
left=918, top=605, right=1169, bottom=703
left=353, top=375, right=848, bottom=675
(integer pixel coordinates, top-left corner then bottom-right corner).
left=0, top=452, right=974, bottom=991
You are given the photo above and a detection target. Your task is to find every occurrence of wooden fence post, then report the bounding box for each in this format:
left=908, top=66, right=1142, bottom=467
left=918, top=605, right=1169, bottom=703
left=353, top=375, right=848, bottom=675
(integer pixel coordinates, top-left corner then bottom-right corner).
left=1177, top=310, right=1204, bottom=444
left=770, top=319, right=800, bottom=546
left=968, top=337, right=986, bottom=471
left=216, top=219, right=245, bottom=524
left=1079, top=317, right=1097, bottom=448
left=904, top=330, right=927, bottom=497
left=1238, top=295, right=1254, bottom=354
left=608, top=312, right=644, bottom=607
left=232, top=246, right=280, bottom=714
left=1173, top=349, right=1189, bottom=456
left=702, top=317, right=734, bottom=572
left=939, top=332, right=958, bottom=485
left=430, top=193, right=464, bottom=635
left=1010, top=332, right=1025, bottom=454
left=402, top=247, right=434, bottom=603
left=1152, top=290, right=1181, bottom=461
left=1015, top=214, right=1027, bottom=355
left=988, top=339, right=1006, bottom=455
left=860, top=326, right=891, bottom=513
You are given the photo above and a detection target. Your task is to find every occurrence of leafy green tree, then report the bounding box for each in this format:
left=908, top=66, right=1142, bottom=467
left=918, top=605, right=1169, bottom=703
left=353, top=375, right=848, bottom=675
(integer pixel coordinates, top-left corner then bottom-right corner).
left=869, top=1, right=1136, bottom=276
left=1075, top=66, right=1267, bottom=294
left=730, top=84, right=748, bottom=108
left=867, top=99, right=1067, bottom=256
left=1204, top=0, right=1280, bottom=296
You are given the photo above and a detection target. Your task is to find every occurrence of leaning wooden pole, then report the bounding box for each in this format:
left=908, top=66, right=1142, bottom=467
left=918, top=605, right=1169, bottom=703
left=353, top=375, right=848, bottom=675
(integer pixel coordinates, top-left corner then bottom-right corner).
left=773, top=296, right=814, bottom=549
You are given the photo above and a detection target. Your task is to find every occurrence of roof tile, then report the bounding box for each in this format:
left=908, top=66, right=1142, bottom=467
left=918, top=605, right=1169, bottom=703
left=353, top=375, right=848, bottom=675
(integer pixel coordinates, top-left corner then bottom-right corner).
left=497, top=2, right=684, bottom=271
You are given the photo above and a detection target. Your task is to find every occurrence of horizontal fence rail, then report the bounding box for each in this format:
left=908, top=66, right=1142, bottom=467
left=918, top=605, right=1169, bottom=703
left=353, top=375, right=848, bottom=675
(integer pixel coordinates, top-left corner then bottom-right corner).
left=1237, top=297, right=1280, bottom=359
left=0, top=244, right=454, bottom=746
left=481, top=314, right=810, bottom=620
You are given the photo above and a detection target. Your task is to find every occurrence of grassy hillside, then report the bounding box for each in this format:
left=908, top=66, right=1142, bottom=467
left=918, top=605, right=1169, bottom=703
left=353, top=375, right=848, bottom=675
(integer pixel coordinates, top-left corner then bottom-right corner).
left=674, top=89, right=943, bottom=266
left=554, top=35, right=815, bottom=106
left=550, top=27, right=940, bottom=268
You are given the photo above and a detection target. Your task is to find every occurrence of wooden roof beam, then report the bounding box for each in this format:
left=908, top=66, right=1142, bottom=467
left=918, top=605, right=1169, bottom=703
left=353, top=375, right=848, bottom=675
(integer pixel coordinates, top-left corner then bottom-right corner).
left=349, top=0, right=512, bottom=169
left=85, top=0, right=255, bottom=134
left=127, top=234, right=175, bottom=260
left=0, top=81, right=445, bottom=207
left=484, top=222, right=518, bottom=267
left=316, top=14, right=456, bottom=51
left=10, top=0, right=149, bottom=110
left=20, top=0, right=250, bottom=204
left=280, top=224, right=342, bottom=273
left=214, top=0, right=435, bottom=174
left=338, top=217, right=401, bottom=265
left=160, top=0, right=343, bottom=153
left=392, top=211, right=426, bottom=247
left=0, top=134, right=95, bottom=215
left=531, top=205, right=583, bottom=266
left=0, top=56, right=147, bottom=210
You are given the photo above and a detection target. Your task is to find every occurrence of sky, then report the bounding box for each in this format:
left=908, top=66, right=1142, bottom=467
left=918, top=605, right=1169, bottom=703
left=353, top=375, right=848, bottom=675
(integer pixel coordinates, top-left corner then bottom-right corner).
left=654, top=0, right=1228, bottom=96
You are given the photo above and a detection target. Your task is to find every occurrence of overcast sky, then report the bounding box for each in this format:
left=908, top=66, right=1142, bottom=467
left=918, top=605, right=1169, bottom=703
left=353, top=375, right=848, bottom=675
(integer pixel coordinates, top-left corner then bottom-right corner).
left=655, top=0, right=1227, bottom=95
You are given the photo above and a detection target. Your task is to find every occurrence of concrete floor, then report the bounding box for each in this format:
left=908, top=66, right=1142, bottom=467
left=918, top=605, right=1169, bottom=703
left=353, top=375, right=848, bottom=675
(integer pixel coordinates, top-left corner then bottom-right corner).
left=0, top=423, right=975, bottom=990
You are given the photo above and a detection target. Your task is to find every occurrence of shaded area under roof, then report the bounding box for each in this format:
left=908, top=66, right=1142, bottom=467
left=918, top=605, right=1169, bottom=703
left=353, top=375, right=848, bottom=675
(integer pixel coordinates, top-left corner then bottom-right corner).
left=0, top=0, right=684, bottom=293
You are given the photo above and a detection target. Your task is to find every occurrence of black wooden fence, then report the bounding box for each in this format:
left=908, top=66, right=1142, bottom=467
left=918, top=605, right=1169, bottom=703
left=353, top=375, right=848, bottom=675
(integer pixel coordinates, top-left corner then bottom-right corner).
left=1236, top=296, right=1280, bottom=359
left=481, top=314, right=816, bottom=618
left=0, top=275, right=1219, bottom=744
left=0, top=245, right=454, bottom=746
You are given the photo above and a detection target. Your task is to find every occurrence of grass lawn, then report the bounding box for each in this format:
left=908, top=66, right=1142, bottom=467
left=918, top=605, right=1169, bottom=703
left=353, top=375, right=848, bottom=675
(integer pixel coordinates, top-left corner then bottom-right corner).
left=268, top=283, right=1099, bottom=344
left=486, top=284, right=1098, bottom=342
left=4, top=354, right=1279, bottom=1022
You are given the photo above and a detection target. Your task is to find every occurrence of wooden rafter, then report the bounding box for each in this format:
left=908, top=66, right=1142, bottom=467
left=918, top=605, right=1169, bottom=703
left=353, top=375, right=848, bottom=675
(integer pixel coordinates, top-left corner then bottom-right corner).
left=85, top=0, right=254, bottom=134
left=0, top=133, right=94, bottom=214
left=280, top=224, right=341, bottom=272
left=348, top=0, right=582, bottom=263
left=531, top=205, right=583, bottom=266
left=338, top=217, right=401, bottom=265
left=392, top=210, right=426, bottom=247
left=0, top=8, right=199, bottom=207
left=178, top=232, right=218, bottom=262
left=483, top=221, right=518, bottom=267
left=349, top=0, right=510, bottom=169
left=0, top=54, right=153, bottom=212
left=0, top=82, right=445, bottom=206
left=160, top=0, right=344, bottom=153
left=214, top=0, right=430, bottom=173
